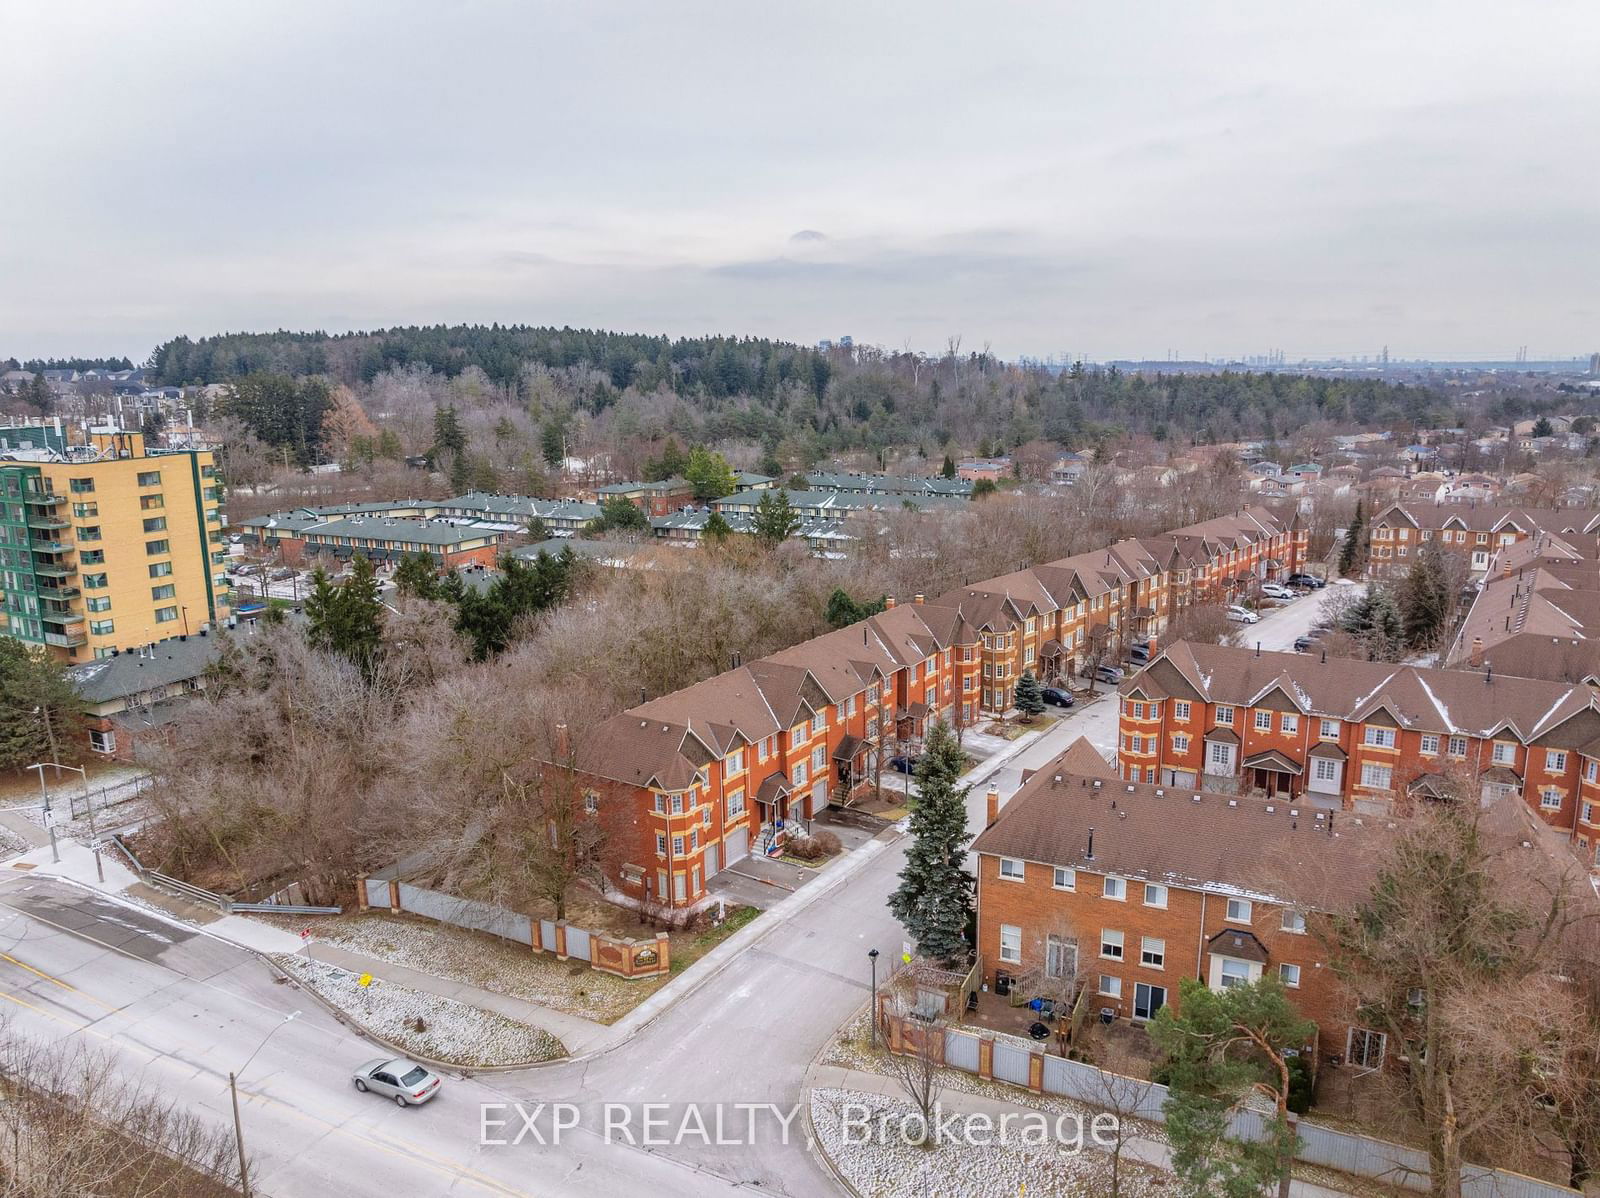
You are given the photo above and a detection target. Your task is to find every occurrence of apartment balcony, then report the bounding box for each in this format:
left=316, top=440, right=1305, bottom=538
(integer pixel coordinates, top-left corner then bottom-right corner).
left=36, top=584, right=80, bottom=600
left=43, top=630, right=87, bottom=648
left=29, top=539, right=70, bottom=555
left=26, top=515, right=69, bottom=531
left=23, top=491, right=62, bottom=507
left=33, top=562, right=77, bottom=579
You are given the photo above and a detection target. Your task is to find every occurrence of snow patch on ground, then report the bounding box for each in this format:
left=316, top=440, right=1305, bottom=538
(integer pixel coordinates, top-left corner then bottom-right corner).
left=0, top=825, right=30, bottom=858
left=811, top=1088, right=1164, bottom=1198
left=275, top=955, right=566, bottom=1066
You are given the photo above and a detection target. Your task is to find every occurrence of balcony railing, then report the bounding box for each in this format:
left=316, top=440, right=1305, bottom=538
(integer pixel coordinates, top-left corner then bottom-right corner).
left=36, top=584, right=80, bottom=600
left=26, top=516, right=69, bottom=530
left=33, top=563, right=77, bottom=579
left=29, top=539, right=70, bottom=554
left=43, top=631, right=86, bottom=648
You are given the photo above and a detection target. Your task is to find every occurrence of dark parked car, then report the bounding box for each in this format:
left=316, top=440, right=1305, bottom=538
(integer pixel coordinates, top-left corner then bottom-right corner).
left=1293, top=635, right=1313, bottom=652
left=888, top=755, right=920, bottom=774
left=1287, top=573, right=1326, bottom=589
left=1042, top=687, right=1076, bottom=708
left=1127, top=645, right=1151, bottom=664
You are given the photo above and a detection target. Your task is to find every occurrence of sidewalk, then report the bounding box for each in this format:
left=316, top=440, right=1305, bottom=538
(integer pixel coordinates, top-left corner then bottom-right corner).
left=806, top=1063, right=1355, bottom=1198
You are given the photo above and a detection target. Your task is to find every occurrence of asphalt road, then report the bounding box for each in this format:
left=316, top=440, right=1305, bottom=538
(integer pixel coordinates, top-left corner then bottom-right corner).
left=0, top=589, right=1360, bottom=1197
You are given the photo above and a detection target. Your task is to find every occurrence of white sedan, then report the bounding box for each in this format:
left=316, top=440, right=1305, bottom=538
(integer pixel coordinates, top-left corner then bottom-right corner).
left=352, top=1058, right=443, bottom=1107
left=1260, top=583, right=1296, bottom=601
left=1226, top=605, right=1261, bottom=624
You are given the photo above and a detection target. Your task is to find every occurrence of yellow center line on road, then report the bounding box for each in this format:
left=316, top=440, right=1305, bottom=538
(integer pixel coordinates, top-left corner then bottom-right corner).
left=0, top=949, right=121, bottom=1012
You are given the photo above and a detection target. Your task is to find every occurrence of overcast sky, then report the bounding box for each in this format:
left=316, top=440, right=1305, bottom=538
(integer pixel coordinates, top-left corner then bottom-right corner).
left=3, top=1, right=1597, bottom=364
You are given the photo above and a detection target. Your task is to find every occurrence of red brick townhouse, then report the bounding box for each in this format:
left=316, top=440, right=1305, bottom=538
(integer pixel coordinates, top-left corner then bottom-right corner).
left=1118, top=641, right=1600, bottom=866
left=972, top=738, right=1579, bottom=1065
left=563, top=504, right=1306, bottom=910
left=298, top=517, right=505, bottom=571
left=573, top=597, right=978, bottom=909
left=1366, top=501, right=1600, bottom=577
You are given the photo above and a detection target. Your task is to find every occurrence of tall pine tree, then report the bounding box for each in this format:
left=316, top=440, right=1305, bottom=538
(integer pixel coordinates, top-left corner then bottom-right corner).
left=1014, top=670, right=1046, bottom=721
left=888, top=719, right=974, bottom=964
left=1338, top=500, right=1366, bottom=577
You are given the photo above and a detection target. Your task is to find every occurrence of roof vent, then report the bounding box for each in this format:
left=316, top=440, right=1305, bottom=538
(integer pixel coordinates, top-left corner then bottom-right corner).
left=1092, top=780, right=1102, bottom=788
left=1155, top=788, right=1164, bottom=797
left=1191, top=794, right=1201, bottom=802
left=1265, top=804, right=1275, bottom=812
left=1227, top=798, right=1237, bottom=807
left=1289, top=809, right=1299, bottom=817
left=1053, top=774, right=1062, bottom=786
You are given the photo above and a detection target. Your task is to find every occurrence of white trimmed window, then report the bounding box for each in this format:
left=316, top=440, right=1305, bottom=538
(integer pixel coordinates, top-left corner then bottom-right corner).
left=1281, top=713, right=1298, bottom=734
left=1216, top=705, right=1235, bottom=726
left=1420, top=734, right=1439, bottom=756
left=1173, top=734, right=1190, bottom=753
left=1225, top=897, right=1253, bottom=924
left=88, top=728, right=116, bottom=754
left=1313, top=757, right=1340, bottom=783
left=999, top=924, right=1021, bottom=963
left=1546, top=750, right=1568, bottom=773
left=1279, top=963, right=1301, bottom=988
left=1144, top=883, right=1167, bottom=908
left=1320, top=718, right=1340, bottom=739
left=727, top=789, right=745, bottom=817
left=1099, top=974, right=1122, bottom=998
left=1103, top=876, right=1126, bottom=901
left=1583, top=801, right=1596, bottom=825
left=725, top=748, right=745, bottom=776
left=1360, top=763, right=1393, bottom=790
left=1053, top=866, right=1076, bottom=891
left=1281, top=910, right=1307, bottom=934
left=1492, top=740, right=1515, bottom=765
left=999, top=857, right=1025, bottom=881
left=1140, top=937, right=1165, bottom=968
left=1254, top=710, right=1272, bottom=731
left=1363, top=726, right=1396, bottom=749
left=1174, top=701, right=1191, bottom=721
left=1219, top=959, right=1251, bottom=988
left=1587, top=760, right=1599, bottom=784
left=1541, top=788, right=1563, bottom=811
left=1448, top=736, right=1467, bottom=757
left=1100, top=929, right=1125, bottom=960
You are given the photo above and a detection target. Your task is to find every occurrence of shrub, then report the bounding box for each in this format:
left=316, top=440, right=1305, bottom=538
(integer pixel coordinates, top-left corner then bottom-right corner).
left=787, top=830, right=842, bottom=861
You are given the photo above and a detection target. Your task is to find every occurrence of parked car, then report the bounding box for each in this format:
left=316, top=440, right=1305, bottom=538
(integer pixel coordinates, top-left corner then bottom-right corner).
left=1127, top=644, right=1152, bottom=663
left=270, top=568, right=296, bottom=581
left=1093, top=664, right=1125, bottom=684
left=1226, top=605, right=1260, bottom=624
left=888, top=755, right=920, bottom=774
left=1293, top=635, right=1314, bottom=652
left=1287, top=573, right=1326, bottom=589
left=1260, top=583, right=1296, bottom=600
left=352, top=1058, right=442, bottom=1107
left=1042, top=687, right=1076, bottom=708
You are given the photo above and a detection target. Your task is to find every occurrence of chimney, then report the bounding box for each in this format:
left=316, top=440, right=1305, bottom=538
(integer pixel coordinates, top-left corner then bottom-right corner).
left=914, top=593, right=924, bottom=605
left=1086, top=827, right=1095, bottom=860
left=985, top=783, right=1001, bottom=827
left=885, top=596, right=896, bottom=609
left=554, top=722, right=571, bottom=759
left=1468, top=636, right=1483, bottom=667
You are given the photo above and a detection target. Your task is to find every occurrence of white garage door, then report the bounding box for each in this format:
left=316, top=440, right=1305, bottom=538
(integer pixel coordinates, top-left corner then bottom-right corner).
left=724, top=825, right=749, bottom=866
left=809, top=779, right=829, bottom=817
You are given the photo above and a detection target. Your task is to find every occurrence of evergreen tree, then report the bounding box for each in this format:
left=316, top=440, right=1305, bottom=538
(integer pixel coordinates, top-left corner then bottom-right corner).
left=1014, top=670, right=1045, bottom=720
left=751, top=489, right=801, bottom=548
left=1397, top=543, right=1452, bottom=651
left=1533, top=416, right=1553, bottom=438
left=757, top=448, right=782, bottom=478
left=541, top=422, right=564, bottom=467
left=1338, top=500, right=1366, bottom=577
left=702, top=511, right=733, bottom=543
left=683, top=446, right=738, bottom=501
left=590, top=496, right=649, bottom=534
left=0, top=639, right=84, bottom=770
left=524, top=515, right=549, bottom=543
left=1342, top=586, right=1404, bottom=660
left=941, top=453, right=957, bottom=479
left=824, top=587, right=887, bottom=629
left=971, top=478, right=998, bottom=499
left=25, top=373, right=53, bottom=415
left=393, top=551, right=439, bottom=600
left=644, top=437, right=688, bottom=481
left=1150, top=977, right=1311, bottom=1198
left=448, top=451, right=473, bottom=494
left=887, top=719, right=974, bottom=964
left=304, top=555, right=384, bottom=672
left=433, top=405, right=466, bottom=459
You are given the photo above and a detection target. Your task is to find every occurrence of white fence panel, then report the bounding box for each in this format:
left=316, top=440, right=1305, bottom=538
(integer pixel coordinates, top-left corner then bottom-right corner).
left=363, top=878, right=389, bottom=908
left=540, top=919, right=557, bottom=949
left=565, top=926, right=592, bottom=962
left=1040, top=1055, right=1168, bottom=1123
left=397, top=882, right=532, bottom=945
left=991, top=1038, right=1033, bottom=1087
left=943, top=1029, right=981, bottom=1073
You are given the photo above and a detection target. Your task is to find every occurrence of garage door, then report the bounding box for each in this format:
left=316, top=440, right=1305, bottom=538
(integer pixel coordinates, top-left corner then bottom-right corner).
left=704, top=842, right=720, bottom=877
left=809, top=779, right=829, bottom=817
left=724, top=826, right=749, bottom=866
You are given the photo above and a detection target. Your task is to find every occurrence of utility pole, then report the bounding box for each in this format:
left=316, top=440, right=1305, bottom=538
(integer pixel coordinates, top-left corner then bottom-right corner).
left=26, top=764, right=60, bottom=863
left=229, top=1010, right=301, bottom=1198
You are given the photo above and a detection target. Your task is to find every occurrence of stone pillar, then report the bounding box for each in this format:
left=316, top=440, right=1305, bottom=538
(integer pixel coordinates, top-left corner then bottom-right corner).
left=654, top=931, right=671, bottom=975
left=1028, top=1050, right=1044, bottom=1094
left=387, top=879, right=400, bottom=914
left=977, top=1033, right=995, bottom=1081
left=355, top=875, right=369, bottom=912
left=554, top=922, right=569, bottom=960
left=531, top=920, right=544, bottom=953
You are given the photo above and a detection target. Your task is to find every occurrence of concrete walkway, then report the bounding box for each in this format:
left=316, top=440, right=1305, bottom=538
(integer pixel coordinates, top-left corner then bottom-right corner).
left=807, top=1063, right=1353, bottom=1198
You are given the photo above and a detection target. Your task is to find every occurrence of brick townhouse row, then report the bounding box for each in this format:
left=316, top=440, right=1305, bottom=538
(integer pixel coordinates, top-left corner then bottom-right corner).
left=1366, top=501, right=1600, bottom=577
left=971, top=737, right=1582, bottom=1066
left=1117, top=641, right=1600, bottom=868
left=569, top=505, right=1307, bottom=910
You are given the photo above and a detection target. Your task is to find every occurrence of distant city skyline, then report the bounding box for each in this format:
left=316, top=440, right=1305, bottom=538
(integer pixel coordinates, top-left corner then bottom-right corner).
left=3, top=1, right=1597, bottom=363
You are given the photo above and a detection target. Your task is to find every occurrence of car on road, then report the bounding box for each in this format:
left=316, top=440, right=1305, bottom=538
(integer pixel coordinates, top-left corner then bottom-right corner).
left=352, top=1058, right=442, bottom=1107
left=1093, top=664, right=1125, bottom=684
left=1293, top=635, right=1314, bottom=652
left=1287, top=573, right=1326, bottom=589
left=1127, top=644, right=1151, bottom=664
left=1226, top=605, right=1260, bottom=624
left=270, top=568, right=296, bottom=581
left=1260, top=583, right=1296, bottom=601
left=888, top=754, right=920, bottom=774
left=1042, top=686, right=1076, bottom=708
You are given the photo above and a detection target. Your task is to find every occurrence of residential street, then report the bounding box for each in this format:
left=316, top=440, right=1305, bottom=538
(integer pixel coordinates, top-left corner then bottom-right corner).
left=0, top=589, right=1360, bottom=1197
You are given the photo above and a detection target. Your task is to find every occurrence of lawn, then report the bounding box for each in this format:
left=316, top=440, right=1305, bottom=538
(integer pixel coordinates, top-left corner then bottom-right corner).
left=669, top=904, right=761, bottom=975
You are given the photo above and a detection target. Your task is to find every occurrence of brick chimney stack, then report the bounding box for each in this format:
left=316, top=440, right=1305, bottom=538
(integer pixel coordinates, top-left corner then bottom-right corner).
left=555, top=722, right=572, bottom=760
left=885, top=596, right=896, bottom=609
left=985, top=783, right=1001, bottom=827
left=914, top=593, right=925, bottom=605
left=1468, top=637, right=1484, bottom=667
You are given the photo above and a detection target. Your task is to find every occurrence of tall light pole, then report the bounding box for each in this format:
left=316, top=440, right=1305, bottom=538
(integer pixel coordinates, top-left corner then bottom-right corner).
left=25, top=763, right=60, bottom=864
left=229, top=1009, right=301, bottom=1198
left=868, top=948, right=880, bottom=1046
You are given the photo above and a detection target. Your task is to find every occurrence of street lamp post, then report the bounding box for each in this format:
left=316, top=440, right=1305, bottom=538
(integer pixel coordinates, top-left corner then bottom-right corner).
left=868, top=948, right=880, bottom=1046
left=25, top=763, right=62, bottom=864
left=229, top=1009, right=301, bottom=1198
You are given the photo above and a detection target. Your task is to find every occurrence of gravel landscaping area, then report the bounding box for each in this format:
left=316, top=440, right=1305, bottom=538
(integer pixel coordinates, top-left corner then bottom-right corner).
left=263, top=911, right=662, bottom=1024
left=275, top=955, right=566, bottom=1067
left=811, top=1088, right=1164, bottom=1198
left=0, top=826, right=30, bottom=858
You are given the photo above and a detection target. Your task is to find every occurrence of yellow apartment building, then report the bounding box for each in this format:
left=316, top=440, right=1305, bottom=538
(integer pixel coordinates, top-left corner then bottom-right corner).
left=0, top=429, right=230, bottom=662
